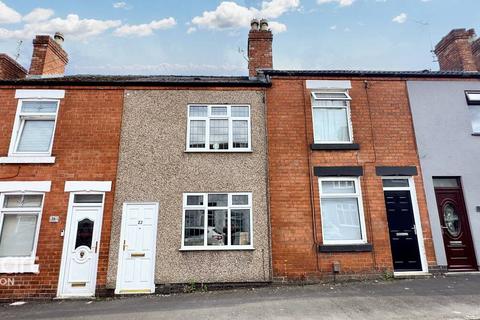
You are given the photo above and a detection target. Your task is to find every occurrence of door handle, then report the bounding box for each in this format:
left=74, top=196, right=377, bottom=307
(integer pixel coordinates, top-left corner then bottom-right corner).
left=123, top=240, right=128, bottom=251
left=94, top=241, right=98, bottom=254
left=440, top=225, right=448, bottom=229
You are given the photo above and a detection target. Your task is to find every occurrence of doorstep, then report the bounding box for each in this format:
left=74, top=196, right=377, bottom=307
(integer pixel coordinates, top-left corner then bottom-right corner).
left=445, top=271, right=480, bottom=277
left=393, top=271, right=432, bottom=279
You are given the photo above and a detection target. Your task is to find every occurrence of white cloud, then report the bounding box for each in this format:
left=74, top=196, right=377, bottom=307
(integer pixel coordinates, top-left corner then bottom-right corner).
left=0, top=1, right=21, bottom=24
left=23, top=8, right=55, bottom=23
left=191, top=0, right=298, bottom=33
left=114, top=17, right=176, bottom=37
left=392, top=12, right=407, bottom=24
left=268, top=21, right=287, bottom=33
left=0, top=14, right=121, bottom=40
left=329, top=25, right=337, bottom=30
left=113, top=2, right=131, bottom=9
left=187, top=26, right=196, bottom=34
left=317, top=0, right=355, bottom=7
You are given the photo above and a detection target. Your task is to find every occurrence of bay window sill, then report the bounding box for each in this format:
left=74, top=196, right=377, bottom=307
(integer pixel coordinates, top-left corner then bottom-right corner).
left=318, top=244, right=372, bottom=253
left=0, top=156, right=55, bottom=164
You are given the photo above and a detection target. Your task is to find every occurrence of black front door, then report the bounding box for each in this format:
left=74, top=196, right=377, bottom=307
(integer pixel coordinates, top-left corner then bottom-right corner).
left=384, top=190, right=422, bottom=271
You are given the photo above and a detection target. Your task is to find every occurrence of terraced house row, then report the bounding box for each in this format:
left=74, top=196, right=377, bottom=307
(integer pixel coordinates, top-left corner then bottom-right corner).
left=0, top=21, right=479, bottom=300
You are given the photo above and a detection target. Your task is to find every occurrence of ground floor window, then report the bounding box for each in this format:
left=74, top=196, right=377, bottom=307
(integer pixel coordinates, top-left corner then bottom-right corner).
left=318, top=177, right=367, bottom=245
left=182, top=193, right=252, bottom=250
left=0, top=193, right=44, bottom=259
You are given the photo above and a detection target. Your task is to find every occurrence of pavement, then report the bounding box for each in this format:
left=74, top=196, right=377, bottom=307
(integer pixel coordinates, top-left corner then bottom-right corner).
left=1, top=275, right=480, bottom=320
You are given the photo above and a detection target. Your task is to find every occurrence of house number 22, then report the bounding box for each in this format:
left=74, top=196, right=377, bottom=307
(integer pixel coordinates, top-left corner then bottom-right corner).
left=138, top=220, right=143, bottom=225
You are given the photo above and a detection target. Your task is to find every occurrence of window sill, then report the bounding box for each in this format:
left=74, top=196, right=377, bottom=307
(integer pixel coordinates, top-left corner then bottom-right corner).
left=318, top=243, right=372, bottom=253
left=185, top=150, right=253, bottom=153
left=0, top=263, right=39, bottom=274
left=311, top=143, right=359, bottom=151
left=0, top=156, right=55, bottom=164
left=179, top=246, right=254, bottom=251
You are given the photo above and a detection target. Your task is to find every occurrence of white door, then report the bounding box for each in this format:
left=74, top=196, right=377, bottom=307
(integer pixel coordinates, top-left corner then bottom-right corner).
left=116, top=203, right=158, bottom=294
left=58, top=198, right=104, bottom=297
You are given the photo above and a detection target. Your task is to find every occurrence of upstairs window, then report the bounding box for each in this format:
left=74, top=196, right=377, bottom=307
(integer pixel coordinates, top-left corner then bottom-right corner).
left=187, top=105, right=251, bottom=152
left=311, top=91, right=353, bottom=144
left=465, top=91, right=480, bottom=134
left=9, top=100, right=60, bottom=156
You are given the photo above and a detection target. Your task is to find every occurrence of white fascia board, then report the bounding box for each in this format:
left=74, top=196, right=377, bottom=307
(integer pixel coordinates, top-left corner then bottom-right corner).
left=64, top=181, right=112, bottom=192
left=306, top=80, right=352, bottom=90
left=0, top=181, right=52, bottom=192
left=15, top=89, right=65, bottom=99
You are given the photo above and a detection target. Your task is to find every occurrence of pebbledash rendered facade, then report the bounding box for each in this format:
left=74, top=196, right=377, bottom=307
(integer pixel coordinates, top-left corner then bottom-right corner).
left=0, top=21, right=480, bottom=300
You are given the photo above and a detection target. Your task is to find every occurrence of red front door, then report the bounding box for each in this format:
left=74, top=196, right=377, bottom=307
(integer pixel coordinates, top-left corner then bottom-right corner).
left=434, top=178, right=477, bottom=271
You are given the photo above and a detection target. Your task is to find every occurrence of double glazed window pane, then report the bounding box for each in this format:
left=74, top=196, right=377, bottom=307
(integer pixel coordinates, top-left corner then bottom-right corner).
left=233, top=120, right=248, bottom=148
left=189, top=120, right=206, bottom=148
left=321, top=198, right=361, bottom=241
left=0, top=214, right=38, bottom=257
left=231, top=209, right=251, bottom=245
left=207, top=210, right=227, bottom=246
left=184, top=210, right=204, bottom=246
left=16, top=120, right=55, bottom=152
left=3, top=195, right=43, bottom=208
left=21, top=101, right=57, bottom=113
left=231, top=106, right=249, bottom=117
left=469, top=105, right=480, bottom=133
left=313, top=107, right=349, bottom=142
left=189, top=106, right=207, bottom=117
left=322, top=181, right=355, bottom=194
left=209, top=119, right=228, bottom=150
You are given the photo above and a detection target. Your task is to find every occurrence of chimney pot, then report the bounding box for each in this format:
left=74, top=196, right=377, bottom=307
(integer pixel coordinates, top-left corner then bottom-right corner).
left=250, top=18, right=260, bottom=31
left=54, top=32, right=64, bottom=46
left=260, top=19, right=269, bottom=31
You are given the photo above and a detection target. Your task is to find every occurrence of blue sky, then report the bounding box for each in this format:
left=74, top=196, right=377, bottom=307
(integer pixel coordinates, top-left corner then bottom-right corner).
left=0, top=0, right=479, bottom=76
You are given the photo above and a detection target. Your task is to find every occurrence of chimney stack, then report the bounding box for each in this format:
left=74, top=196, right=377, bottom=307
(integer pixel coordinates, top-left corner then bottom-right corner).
left=248, top=18, right=273, bottom=78
left=472, top=38, right=480, bottom=71
left=434, top=28, right=478, bottom=72
left=29, top=32, right=68, bottom=77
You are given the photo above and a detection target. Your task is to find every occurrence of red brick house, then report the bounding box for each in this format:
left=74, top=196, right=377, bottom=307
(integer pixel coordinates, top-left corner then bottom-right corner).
left=0, top=34, right=124, bottom=299
left=246, top=21, right=480, bottom=280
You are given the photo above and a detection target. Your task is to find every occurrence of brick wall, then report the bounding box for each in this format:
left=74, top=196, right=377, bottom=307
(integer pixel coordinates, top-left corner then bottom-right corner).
left=0, top=88, right=123, bottom=300
left=266, top=77, right=436, bottom=280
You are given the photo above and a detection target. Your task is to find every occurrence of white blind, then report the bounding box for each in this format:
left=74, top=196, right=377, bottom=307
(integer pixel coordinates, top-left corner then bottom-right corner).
left=0, top=214, right=38, bottom=257
left=16, top=120, right=55, bottom=152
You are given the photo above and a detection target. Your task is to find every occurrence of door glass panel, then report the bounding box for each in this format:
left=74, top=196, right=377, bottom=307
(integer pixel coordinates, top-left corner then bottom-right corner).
left=75, top=219, right=94, bottom=249
left=73, top=194, right=103, bottom=204
left=433, top=178, right=459, bottom=188
left=382, top=179, right=409, bottom=188
left=443, top=203, right=461, bottom=237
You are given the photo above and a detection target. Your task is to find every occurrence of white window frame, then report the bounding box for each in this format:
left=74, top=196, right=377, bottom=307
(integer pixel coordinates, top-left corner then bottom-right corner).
left=0, top=192, right=45, bottom=273
left=311, top=91, right=354, bottom=144
left=318, top=177, right=367, bottom=245
left=181, top=192, right=253, bottom=250
left=7, top=99, right=60, bottom=157
left=186, top=105, right=252, bottom=152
